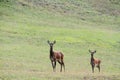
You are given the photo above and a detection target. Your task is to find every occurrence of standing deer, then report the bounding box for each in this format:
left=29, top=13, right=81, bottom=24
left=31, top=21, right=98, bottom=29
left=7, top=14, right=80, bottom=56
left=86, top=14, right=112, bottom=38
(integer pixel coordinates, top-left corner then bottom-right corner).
left=47, top=40, right=65, bottom=72
left=89, top=50, right=101, bottom=73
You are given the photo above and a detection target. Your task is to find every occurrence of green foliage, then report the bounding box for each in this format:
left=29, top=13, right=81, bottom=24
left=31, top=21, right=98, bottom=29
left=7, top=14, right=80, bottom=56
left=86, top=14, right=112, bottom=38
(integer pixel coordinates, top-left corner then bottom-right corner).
left=0, top=0, right=8, bottom=2
left=109, top=0, right=120, bottom=5
left=0, top=0, right=120, bottom=80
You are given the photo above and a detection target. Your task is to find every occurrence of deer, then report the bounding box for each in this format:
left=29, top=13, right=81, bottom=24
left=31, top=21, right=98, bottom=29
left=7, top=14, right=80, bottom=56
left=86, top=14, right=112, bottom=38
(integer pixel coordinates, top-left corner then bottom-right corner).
left=89, top=50, right=101, bottom=73
left=47, top=40, right=65, bottom=72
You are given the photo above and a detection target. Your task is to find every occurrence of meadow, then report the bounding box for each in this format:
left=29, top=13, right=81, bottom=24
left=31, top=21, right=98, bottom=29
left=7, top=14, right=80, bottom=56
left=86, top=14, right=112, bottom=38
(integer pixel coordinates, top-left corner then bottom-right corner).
left=0, top=0, right=120, bottom=80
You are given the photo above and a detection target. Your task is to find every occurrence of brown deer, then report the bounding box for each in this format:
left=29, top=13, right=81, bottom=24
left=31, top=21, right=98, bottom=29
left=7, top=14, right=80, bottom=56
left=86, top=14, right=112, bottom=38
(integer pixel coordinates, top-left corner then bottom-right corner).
left=89, top=50, right=101, bottom=73
left=47, top=40, right=65, bottom=72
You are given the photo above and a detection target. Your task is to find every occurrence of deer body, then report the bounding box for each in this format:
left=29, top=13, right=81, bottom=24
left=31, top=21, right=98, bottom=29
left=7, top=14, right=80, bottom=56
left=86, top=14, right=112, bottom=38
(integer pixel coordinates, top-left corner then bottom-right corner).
left=89, top=50, right=101, bottom=73
left=48, top=40, right=65, bottom=72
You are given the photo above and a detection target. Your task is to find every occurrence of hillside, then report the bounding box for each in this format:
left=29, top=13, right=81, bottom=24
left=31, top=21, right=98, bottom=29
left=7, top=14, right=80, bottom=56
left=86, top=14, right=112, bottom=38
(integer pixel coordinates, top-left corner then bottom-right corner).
left=0, top=0, right=120, bottom=80
left=0, top=0, right=120, bottom=50
left=1, top=0, right=120, bottom=25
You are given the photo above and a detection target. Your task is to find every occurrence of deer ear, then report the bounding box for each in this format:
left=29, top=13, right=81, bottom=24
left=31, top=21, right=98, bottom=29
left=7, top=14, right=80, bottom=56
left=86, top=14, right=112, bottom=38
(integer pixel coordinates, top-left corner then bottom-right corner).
left=53, top=40, right=56, bottom=44
left=89, top=50, right=91, bottom=53
left=94, top=50, right=96, bottom=53
left=47, top=40, right=50, bottom=44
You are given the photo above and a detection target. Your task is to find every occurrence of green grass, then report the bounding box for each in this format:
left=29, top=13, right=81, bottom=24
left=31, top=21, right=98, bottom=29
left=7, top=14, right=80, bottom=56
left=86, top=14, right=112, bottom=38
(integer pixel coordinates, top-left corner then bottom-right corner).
left=0, top=0, right=120, bottom=80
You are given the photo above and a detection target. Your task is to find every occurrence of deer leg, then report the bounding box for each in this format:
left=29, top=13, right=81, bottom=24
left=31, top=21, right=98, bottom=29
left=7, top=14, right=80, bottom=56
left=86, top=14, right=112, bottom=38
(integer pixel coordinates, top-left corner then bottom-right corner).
left=60, top=63, right=62, bottom=72
left=54, top=61, right=56, bottom=72
left=91, top=64, right=94, bottom=73
left=92, top=66, right=94, bottom=73
left=57, top=60, right=62, bottom=72
left=62, top=62, right=65, bottom=72
left=61, top=60, right=65, bottom=72
left=51, top=61, right=55, bottom=72
left=97, top=65, right=100, bottom=72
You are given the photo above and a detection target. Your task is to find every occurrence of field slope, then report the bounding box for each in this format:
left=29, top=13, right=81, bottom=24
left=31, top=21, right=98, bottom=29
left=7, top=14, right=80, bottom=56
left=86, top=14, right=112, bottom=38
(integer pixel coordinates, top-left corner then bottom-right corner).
left=0, top=0, right=120, bottom=80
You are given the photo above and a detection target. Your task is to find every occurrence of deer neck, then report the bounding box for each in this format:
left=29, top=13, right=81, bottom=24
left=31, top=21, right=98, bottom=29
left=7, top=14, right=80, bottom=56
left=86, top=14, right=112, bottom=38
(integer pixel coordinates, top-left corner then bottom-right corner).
left=50, top=46, right=54, bottom=57
left=91, top=55, right=94, bottom=62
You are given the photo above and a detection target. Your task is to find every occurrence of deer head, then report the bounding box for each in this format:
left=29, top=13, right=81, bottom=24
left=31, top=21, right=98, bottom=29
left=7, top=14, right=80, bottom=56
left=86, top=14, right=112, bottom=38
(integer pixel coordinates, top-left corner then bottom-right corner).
left=47, top=40, right=56, bottom=47
left=89, top=50, right=96, bottom=56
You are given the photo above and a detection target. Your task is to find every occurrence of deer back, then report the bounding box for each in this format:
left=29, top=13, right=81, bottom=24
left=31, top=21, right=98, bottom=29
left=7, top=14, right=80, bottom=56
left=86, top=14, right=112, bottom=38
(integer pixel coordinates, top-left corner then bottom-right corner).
left=53, top=51, right=64, bottom=60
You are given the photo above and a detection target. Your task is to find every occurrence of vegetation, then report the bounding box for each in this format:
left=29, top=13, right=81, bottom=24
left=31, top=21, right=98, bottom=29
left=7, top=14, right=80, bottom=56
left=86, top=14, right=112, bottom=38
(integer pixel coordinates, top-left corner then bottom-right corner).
left=0, top=0, right=120, bottom=80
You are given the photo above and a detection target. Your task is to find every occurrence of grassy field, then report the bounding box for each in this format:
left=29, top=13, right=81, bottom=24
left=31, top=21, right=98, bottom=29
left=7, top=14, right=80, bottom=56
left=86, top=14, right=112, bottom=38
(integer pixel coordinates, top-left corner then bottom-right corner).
left=0, top=0, right=120, bottom=80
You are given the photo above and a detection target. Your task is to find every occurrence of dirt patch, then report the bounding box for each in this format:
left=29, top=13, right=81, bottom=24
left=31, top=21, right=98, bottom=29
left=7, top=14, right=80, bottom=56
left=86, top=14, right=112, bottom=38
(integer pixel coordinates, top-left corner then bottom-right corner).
left=83, top=75, right=120, bottom=80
